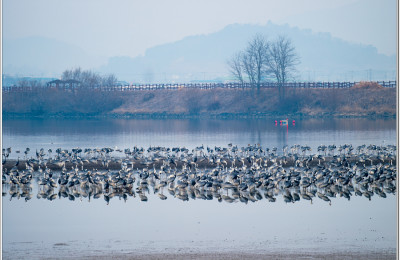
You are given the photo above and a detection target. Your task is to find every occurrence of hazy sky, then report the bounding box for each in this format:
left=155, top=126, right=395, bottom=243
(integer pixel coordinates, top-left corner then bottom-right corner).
left=2, top=0, right=397, bottom=58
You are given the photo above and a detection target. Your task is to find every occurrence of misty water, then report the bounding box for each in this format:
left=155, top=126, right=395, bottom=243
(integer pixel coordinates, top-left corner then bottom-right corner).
left=2, top=117, right=396, bottom=157
left=2, top=118, right=397, bottom=258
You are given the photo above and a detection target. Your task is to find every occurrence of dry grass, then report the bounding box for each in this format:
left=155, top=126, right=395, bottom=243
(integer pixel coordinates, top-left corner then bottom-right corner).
left=351, top=81, right=383, bottom=90
left=3, top=86, right=396, bottom=118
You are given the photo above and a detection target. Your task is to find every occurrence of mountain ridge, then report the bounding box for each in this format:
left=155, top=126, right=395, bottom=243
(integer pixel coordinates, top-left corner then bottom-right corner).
left=99, top=22, right=396, bottom=82
left=3, top=22, right=396, bottom=82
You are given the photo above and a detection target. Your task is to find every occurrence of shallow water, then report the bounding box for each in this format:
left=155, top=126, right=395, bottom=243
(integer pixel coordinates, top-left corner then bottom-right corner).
left=2, top=188, right=396, bottom=259
left=2, top=118, right=397, bottom=258
left=2, top=118, right=396, bottom=158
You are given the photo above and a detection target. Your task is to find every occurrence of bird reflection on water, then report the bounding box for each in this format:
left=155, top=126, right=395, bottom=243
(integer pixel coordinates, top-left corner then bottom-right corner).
left=2, top=144, right=396, bottom=205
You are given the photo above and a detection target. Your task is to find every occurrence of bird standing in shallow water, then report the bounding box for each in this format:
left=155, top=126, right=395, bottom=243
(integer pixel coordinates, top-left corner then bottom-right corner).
left=1, top=144, right=396, bottom=204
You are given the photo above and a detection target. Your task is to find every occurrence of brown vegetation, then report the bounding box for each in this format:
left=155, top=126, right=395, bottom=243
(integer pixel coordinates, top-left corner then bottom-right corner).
left=110, top=86, right=395, bottom=117
left=3, top=88, right=124, bottom=116
left=2, top=84, right=396, bottom=118
left=350, top=81, right=383, bottom=90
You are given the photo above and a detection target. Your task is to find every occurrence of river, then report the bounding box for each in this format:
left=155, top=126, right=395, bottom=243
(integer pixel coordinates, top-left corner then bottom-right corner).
left=2, top=117, right=396, bottom=157
left=1, top=117, right=397, bottom=259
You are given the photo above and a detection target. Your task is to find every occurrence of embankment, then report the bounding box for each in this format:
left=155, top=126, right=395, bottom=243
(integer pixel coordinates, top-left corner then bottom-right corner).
left=2, top=83, right=396, bottom=118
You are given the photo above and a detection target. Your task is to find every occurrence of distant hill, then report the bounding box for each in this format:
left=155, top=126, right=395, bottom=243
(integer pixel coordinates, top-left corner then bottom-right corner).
left=3, top=23, right=396, bottom=82
left=98, top=23, right=396, bottom=82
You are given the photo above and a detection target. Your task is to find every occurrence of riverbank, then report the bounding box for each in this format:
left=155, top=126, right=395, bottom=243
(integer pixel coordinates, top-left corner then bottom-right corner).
left=2, top=82, right=396, bottom=119
left=3, top=112, right=396, bottom=120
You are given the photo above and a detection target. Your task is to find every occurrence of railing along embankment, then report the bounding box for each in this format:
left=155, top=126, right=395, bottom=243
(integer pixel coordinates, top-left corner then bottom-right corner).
left=2, top=81, right=396, bottom=93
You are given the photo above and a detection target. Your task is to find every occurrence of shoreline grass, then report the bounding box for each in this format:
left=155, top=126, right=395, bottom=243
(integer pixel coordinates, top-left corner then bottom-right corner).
left=2, top=83, right=396, bottom=119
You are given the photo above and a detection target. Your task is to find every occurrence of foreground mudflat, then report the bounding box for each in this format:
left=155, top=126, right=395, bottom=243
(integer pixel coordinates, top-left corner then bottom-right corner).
left=3, top=247, right=396, bottom=260
left=77, top=252, right=396, bottom=260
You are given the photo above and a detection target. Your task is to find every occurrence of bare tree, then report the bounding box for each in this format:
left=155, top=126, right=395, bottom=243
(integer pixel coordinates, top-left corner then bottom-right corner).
left=61, top=68, right=118, bottom=89
left=227, top=52, right=244, bottom=84
left=227, top=34, right=270, bottom=92
left=62, top=67, right=82, bottom=81
left=266, top=36, right=300, bottom=101
left=227, top=34, right=300, bottom=98
left=241, top=50, right=256, bottom=86
left=246, top=34, right=269, bottom=92
left=72, top=67, right=82, bottom=81
left=80, top=70, right=100, bottom=88
left=103, top=74, right=118, bottom=87
left=61, top=70, right=72, bottom=80
left=15, top=78, right=42, bottom=88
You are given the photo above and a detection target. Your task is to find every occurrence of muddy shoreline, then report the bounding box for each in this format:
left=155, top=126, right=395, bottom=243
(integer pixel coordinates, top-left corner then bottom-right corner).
left=71, top=251, right=397, bottom=260
left=2, top=248, right=396, bottom=260
left=2, top=111, right=396, bottom=120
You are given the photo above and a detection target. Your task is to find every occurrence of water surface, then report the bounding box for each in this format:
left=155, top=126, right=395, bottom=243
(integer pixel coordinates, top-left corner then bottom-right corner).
left=2, top=118, right=396, bottom=158
left=2, top=118, right=397, bottom=259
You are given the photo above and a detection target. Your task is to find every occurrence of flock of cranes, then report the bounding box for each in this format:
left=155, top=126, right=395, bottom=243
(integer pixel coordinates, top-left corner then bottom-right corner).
left=2, top=143, right=397, bottom=205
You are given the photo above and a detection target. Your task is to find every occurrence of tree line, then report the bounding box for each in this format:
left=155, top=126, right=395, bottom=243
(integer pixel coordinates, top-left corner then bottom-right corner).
left=61, top=68, right=118, bottom=88
left=227, top=34, right=300, bottom=100
left=12, top=68, right=119, bottom=89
